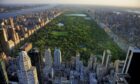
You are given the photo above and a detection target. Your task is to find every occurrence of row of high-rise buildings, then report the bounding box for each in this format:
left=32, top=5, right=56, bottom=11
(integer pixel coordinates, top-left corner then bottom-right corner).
left=0, top=45, right=140, bottom=84
left=0, top=8, right=139, bottom=83
left=0, top=7, right=62, bottom=84
left=44, top=46, right=139, bottom=84
left=0, top=8, right=61, bottom=55
left=0, top=46, right=62, bottom=84
left=90, top=9, right=140, bottom=51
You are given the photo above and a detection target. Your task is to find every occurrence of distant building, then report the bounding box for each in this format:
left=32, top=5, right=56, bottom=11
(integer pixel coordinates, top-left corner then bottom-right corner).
left=6, top=40, right=15, bottom=50
left=88, top=55, right=97, bottom=71
left=44, top=47, right=53, bottom=70
left=114, top=60, right=125, bottom=73
left=9, top=17, right=14, bottom=28
left=0, top=59, right=9, bottom=84
left=54, top=77, right=61, bottom=84
left=114, top=73, right=130, bottom=84
left=102, top=50, right=111, bottom=68
left=79, top=61, right=84, bottom=81
left=70, top=71, right=75, bottom=84
left=9, top=27, right=20, bottom=45
left=89, top=73, right=97, bottom=84
left=0, top=52, right=7, bottom=61
left=43, top=47, right=53, bottom=78
left=19, top=43, right=32, bottom=52
left=76, top=52, right=80, bottom=71
left=17, top=51, right=39, bottom=84
left=96, top=64, right=106, bottom=82
left=60, top=77, right=71, bottom=84
left=54, top=48, right=62, bottom=68
left=0, top=27, right=8, bottom=42
left=7, top=58, right=18, bottom=82
left=122, top=46, right=140, bottom=84
left=0, top=26, right=9, bottom=52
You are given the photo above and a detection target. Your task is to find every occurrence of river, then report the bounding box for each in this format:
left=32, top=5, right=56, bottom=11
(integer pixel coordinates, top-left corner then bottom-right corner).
left=0, top=5, right=57, bottom=19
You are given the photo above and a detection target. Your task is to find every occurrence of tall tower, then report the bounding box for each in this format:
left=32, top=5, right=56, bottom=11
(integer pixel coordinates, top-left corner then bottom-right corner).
left=54, top=48, right=62, bottom=67
left=44, top=47, right=52, bottom=69
left=102, top=50, right=111, bottom=68
left=0, top=59, right=9, bottom=84
left=0, top=23, right=9, bottom=53
left=88, top=54, right=97, bottom=71
left=9, top=27, right=19, bottom=44
left=76, top=52, right=80, bottom=71
left=122, top=46, right=140, bottom=84
left=0, top=27, right=8, bottom=42
left=43, top=47, right=53, bottom=78
left=17, top=51, right=39, bottom=84
left=0, top=22, right=9, bottom=41
left=79, top=61, right=84, bottom=81
left=29, top=48, right=43, bottom=84
left=89, top=73, right=97, bottom=84
left=9, top=17, right=14, bottom=28
left=114, top=60, right=124, bottom=73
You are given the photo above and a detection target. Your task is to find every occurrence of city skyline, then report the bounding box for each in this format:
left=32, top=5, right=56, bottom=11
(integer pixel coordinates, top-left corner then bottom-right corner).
left=1, top=0, right=140, bottom=8
left=0, top=4, right=140, bottom=83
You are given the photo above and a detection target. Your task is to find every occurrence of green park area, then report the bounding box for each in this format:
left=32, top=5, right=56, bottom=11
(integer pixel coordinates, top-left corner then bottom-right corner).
left=28, top=13, right=125, bottom=63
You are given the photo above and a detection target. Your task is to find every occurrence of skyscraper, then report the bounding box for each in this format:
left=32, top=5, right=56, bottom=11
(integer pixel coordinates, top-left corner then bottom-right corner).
left=29, top=48, right=43, bottom=84
left=17, top=51, right=39, bottom=84
left=54, top=47, right=62, bottom=68
left=76, top=52, right=80, bottom=71
left=44, top=47, right=52, bottom=69
left=88, top=54, right=97, bottom=71
left=122, top=46, right=140, bottom=84
left=79, top=61, right=84, bottom=81
left=0, top=59, right=9, bottom=84
left=43, top=47, right=53, bottom=78
left=114, top=60, right=125, bottom=73
left=9, top=27, right=20, bottom=44
left=9, top=17, right=14, bottom=28
left=0, top=24, right=9, bottom=55
left=0, top=27, right=8, bottom=42
left=102, top=50, right=111, bottom=68
left=89, top=73, right=97, bottom=84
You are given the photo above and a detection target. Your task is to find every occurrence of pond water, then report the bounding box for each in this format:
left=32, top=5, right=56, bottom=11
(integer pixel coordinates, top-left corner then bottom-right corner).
left=57, top=23, right=64, bottom=27
left=65, top=13, right=92, bottom=20
left=85, top=17, right=91, bottom=20
left=65, top=14, right=87, bottom=17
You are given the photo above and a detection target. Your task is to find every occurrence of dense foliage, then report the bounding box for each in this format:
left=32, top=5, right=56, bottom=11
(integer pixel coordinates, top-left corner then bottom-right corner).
left=28, top=13, right=125, bottom=62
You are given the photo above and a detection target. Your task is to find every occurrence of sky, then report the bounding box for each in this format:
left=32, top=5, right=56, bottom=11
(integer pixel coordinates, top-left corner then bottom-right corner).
left=1, top=0, right=140, bottom=8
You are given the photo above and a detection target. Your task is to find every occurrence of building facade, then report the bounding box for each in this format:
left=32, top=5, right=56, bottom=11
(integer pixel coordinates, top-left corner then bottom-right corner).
left=0, top=59, right=9, bottom=84
left=17, top=51, right=39, bottom=84
left=43, top=47, right=53, bottom=78
left=54, top=48, right=62, bottom=68
left=122, top=46, right=140, bottom=84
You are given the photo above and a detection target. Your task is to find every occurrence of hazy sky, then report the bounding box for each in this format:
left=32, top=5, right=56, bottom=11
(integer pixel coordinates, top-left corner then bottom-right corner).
left=1, top=0, right=140, bottom=8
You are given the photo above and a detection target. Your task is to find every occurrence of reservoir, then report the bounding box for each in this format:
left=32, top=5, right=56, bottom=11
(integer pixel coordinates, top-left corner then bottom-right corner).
left=65, top=14, right=87, bottom=17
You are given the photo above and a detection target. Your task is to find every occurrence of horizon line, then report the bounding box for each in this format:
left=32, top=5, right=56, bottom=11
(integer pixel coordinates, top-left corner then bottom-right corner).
left=0, top=3, right=140, bottom=9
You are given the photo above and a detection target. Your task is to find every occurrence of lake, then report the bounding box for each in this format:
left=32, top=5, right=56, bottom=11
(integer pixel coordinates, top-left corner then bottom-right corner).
left=65, top=14, right=87, bottom=17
